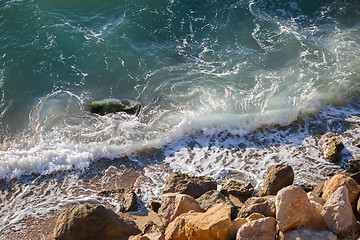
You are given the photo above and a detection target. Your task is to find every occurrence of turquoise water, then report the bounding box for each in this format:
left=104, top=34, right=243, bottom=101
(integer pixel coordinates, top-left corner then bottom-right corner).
left=1, top=0, right=360, bottom=179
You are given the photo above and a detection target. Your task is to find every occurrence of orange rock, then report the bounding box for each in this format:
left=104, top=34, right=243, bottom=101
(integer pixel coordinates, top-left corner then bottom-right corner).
left=236, top=217, right=277, bottom=240
left=158, top=193, right=203, bottom=226
left=185, top=203, right=232, bottom=240
left=275, top=186, right=312, bottom=232
left=246, top=212, right=265, bottom=221
left=322, top=174, right=360, bottom=207
left=228, top=218, right=248, bottom=240
left=164, top=211, right=200, bottom=240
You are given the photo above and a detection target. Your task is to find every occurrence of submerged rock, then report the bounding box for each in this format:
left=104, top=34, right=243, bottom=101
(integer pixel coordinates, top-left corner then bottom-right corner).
left=97, top=188, right=138, bottom=212
left=89, top=98, right=141, bottom=116
left=319, top=132, right=344, bottom=163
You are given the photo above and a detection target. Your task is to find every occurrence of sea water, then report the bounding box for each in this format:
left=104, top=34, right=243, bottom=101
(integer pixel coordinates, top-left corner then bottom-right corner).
left=0, top=0, right=360, bottom=237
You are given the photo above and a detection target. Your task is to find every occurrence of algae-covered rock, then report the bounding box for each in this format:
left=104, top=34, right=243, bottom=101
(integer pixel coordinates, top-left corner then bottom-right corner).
left=319, top=132, right=344, bottom=163
left=89, top=99, right=141, bottom=115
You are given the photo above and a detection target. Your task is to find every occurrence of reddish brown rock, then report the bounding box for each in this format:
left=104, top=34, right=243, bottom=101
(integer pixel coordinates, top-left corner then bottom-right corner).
left=275, top=185, right=312, bottom=232
left=185, top=203, right=232, bottom=240
left=321, top=186, right=358, bottom=235
left=228, top=218, right=248, bottom=240
left=237, top=196, right=276, bottom=218
left=322, top=174, right=360, bottom=207
left=236, top=217, right=277, bottom=240
left=158, top=193, right=203, bottom=226
left=246, top=213, right=265, bottom=222
left=164, top=211, right=200, bottom=240
left=259, top=165, right=294, bottom=197
left=53, top=204, right=140, bottom=240
left=220, top=180, right=254, bottom=198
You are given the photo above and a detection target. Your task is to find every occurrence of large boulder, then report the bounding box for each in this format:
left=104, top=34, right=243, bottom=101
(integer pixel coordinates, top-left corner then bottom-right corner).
left=321, top=186, right=358, bottom=235
left=236, top=217, right=277, bottom=240
left=322, top=174, right=360, bottom=207
left=195, top=190, right=234, bottom=211
left=158, top=193, right=203, bottom=226
left=279, top=227, right=337, bottom=240
left=319, top=132, right=344, bottom=163
left=164, top=211, right=200, bottom=240
left=185, top=203, right=232, bottom=240
left=258, top=165, right=294, bottom=197
left=53, top=204, right=140, bottom=240
left=89, top=98, right=141, bottom=116
left=162, top=172, right=217, bottom=199
left=276, top=185, right=313, bottom=232
left=97, top=188, right=138, bottom=212
left=237, top=196, right=276, bottom=218
left=220, top=180, right=254, bottom=198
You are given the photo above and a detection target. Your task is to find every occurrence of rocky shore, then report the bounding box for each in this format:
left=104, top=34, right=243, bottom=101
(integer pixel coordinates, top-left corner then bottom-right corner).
left=47, top=132, right=360, bottom=240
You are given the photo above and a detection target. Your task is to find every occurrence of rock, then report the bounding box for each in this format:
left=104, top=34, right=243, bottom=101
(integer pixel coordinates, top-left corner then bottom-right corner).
left=350, top=171, right=360, bottom=185
left=349, top=158, right=360, bottom=172
left=53, top=204, right=140, bottom=240
left=322, top=186, right=358, bottom=235
left=355, top=139, right=360, bottom=148
left=148, top=201, right=161, bottom=213
left=89, top=98, right=141, bottom=116
left=298, top=184, right=314, bottom=192
left=280, top=227, right=337, bottom=240
left=237, top=196, right=276, bottom=218
left=258, top=164, right=294, bottom=197
left=228, top=218, right=248, bottom=240
left=195, top=190, right=234, bottom=211
left=307, top=192, right=325, bottom=206
left=143, top=221, right=163, bottom=234
left=129, top=232, right=164, bottom=240
left=246, top=213, right=265, bottom=221
left=97, top=188, right=138, bottom=212
left=312, top=181, right=325, bottom=198
left=162, top=172, right=217, bottom=199
left=236, top=217, right=277, bottom=240
left=220, top=180, right=254, bottom=198
left=164, top=211, right=200, bottom=240
left=319, top=132, right=344, bottom=163
left=185, top=203, right=232, bottom=240
left=158, top=193, right=203, bottom=226
left=305, top=200, right=328, bottom=231
left=322, top=174, right=360, bottom=207
left=276, top=185, right=313, bottom=232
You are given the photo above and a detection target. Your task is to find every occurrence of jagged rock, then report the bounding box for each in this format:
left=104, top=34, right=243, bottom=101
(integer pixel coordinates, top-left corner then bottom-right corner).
left=162, top=172, right=217, bottom=199
left=228, top=218, right=248, bottom=240
left=276, top=185, right=313, bottom=232
left=148, top=201, right=161, bottom=213
left=322, top=174, right=360, bottom=207
left=279, top=227, right=337, bottom=240
left=349, top=158, right=360, bottom=172
left=185, top=203, right=232, bottom=240
left=158, top=193, right=202, bottom=226
left=89, top=98, right=141, bottom=116
left=164, top=211, right=200, bottom=240
left=322, top=186, right=358, bottom=235
left=236, top=217, right=277, bottom=240
left=307, top=192, right=325, bottom=206
left=53, top=204, right=140, bottom=240
left=258, top=165, right=294, bottom=197
left=220, top=180, right=254, bottom=198
left=237, top=196, right=276, bottom=218
left=319, top=132, right=344, bottom=163
left=97, top=188, right=138, bottom=212
left=312, top=181, right=325, bottom=198
left=195, top=190, right=234, bottom=211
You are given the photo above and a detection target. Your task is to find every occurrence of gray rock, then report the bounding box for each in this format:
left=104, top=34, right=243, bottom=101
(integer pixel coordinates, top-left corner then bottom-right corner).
left=195, top=190, right=234, bottom=211
left=89, top=98, right=141, bottom=116
left=54, top=204, right=140, bottom=240
left=319, top=132, right=344, bottom=163
left=220, top=180, right=254, bottom=198
left=237, top=196, right=276, bottom=218
left=162, top=172, right=217, bottom=199
left=97, top=188, right=138, bottom=212
left=312, top=182, right=325, bottom=198
left=280, top=227, right=337, bottom=240
left=259, top=164, right=294, bottom=197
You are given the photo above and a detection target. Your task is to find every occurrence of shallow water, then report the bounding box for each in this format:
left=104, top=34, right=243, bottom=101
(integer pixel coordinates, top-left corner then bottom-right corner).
left=1, top=0, right=360, bottom=238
